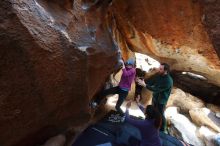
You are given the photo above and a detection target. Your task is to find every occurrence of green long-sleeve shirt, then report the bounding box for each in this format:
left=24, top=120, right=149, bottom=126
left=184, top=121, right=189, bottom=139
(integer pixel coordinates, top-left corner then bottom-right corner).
left=145, top=74, right=173, bottom=104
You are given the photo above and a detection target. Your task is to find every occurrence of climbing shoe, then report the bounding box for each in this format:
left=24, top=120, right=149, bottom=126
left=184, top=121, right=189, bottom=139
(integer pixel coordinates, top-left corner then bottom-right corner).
left=89, top=101, right=98, bottom=109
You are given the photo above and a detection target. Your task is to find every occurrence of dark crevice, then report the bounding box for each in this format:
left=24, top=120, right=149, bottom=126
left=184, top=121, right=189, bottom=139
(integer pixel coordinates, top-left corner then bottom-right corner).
left=171, top=71, right=220, bottom=106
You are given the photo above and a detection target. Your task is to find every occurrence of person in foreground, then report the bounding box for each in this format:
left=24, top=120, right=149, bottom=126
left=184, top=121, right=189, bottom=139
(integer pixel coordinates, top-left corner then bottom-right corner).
left=125, top=101, right=162, bottom=146
left=136, top=63, right=173, bottom=132
left=91, top=58, right=136, bottom=114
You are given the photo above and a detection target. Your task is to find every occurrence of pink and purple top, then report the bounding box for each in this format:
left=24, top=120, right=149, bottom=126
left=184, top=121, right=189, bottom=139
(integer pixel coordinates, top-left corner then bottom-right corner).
left=119, top=67, right=136, bottom=91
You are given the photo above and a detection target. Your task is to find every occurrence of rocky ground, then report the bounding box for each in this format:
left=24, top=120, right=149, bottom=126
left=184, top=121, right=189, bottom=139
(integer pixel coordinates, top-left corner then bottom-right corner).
left=41, top=87, right=220, bottom=146
left=166, top=88, right=220, bottom=146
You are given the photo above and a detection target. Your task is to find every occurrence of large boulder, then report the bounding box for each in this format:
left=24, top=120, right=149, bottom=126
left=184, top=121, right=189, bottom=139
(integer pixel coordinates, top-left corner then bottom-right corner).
left=167, top=88, right=205, bottom=114
left=165, top=107, right=205, bottom=146
left=0, top=0, right=118, bottom=146
left=198, top=126, right=217, bottom=146
left=189, top=108, right=220, bottom=133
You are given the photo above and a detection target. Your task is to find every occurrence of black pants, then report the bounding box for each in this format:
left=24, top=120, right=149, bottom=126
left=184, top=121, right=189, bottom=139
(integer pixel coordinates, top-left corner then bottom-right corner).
left=134, top=84, right=143, bottom=101
left=95, top=86, right=128, bottom=114
left=152, top=98, right=166, bottom=131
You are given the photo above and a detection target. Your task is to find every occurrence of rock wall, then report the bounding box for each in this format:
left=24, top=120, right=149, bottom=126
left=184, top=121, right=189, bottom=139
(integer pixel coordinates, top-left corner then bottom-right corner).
left=200, top=0, right=220, bottom=58
left=1, top=0, right=220, bottom=145
left=172, top=71, right=220, bottom=105
left=0, top=0, right=118, bottom=146
left=110, top=0, right=220, bottom=87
